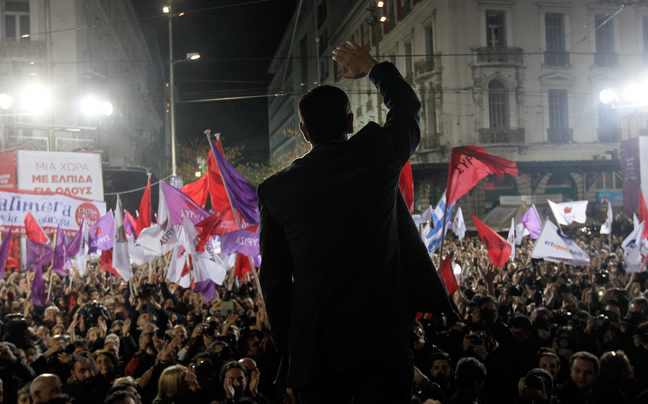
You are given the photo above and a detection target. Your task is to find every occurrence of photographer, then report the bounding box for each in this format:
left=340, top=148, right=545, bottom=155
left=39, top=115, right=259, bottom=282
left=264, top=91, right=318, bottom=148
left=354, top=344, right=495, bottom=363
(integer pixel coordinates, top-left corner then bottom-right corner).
left=514, top=368, right=556, bottom=404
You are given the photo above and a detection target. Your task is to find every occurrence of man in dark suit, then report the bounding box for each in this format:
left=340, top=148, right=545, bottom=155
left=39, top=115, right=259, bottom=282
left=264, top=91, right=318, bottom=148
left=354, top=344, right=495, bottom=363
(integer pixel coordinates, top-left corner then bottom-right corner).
left=258, top=40, right=457, bottom=403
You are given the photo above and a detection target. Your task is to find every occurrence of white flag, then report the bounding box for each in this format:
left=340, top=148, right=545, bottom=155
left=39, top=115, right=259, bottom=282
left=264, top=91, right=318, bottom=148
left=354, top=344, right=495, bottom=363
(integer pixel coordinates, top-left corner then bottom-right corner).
left=600, top=201, right=613, bottom=235
left=548, top=200, right=588, bottom=226
left=634, top=213, right=641, bottom=229
left=412, top=205, right=433, bottom=226
left=507, top=218, right=516, bottom=261
left=515, top=223, right=529, bottom=245
left=167, top=227, right=187, bottom=284
left=112, top=196, right=133, bottom=281
left=452, top=207, right=466, bottom=240
left=74, top=220, right=89, bottom=276
left=530, top=220, right=590, bottom=266
left=623, top=221, right=645, bottom=273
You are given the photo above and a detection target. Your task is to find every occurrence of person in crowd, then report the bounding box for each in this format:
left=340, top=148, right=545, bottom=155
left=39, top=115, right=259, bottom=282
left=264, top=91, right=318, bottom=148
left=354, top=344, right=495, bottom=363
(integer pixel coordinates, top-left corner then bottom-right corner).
left=556, top=351, right=599, bottom=404
left=152, top=365, right=197, bottom=404
left=219, top=361, right=268, bottom=404
left=30, top=374, right=64, bottom=404
left=597, top=350, right=635, bottom=404
left=449, top=357, right=487, bottom=404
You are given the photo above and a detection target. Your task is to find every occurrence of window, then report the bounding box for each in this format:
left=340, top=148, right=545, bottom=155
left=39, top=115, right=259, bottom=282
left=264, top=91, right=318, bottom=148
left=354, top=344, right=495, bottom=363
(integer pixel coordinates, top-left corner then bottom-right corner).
left=548, top=90, right=568, bottom=129
left=4, top=1, right=29, bottom=40
left=488, top=80, right=508, bottom=128
left=316, top=0, right=326, bottom=28
left=594, top=14, right=616, bottom=66
left=486, top=11, right=506, bottom=48
left=598, top=103, right=618, bottom=142
left=545, top=13, right=568, bottom=66
left=595, top=172, right=623, bottom=190
left=404, top=41, right=413, bottom=80
left=424, top=25, right=434, bottom=57
left=318, top=29, right=328, bottom=56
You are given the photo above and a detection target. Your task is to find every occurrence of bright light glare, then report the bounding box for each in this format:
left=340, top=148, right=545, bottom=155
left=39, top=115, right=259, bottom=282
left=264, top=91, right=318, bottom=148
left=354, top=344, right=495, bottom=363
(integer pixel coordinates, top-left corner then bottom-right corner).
left=162, top=6, right=170, bottom=13
left=195, top=171, right=201, bottom=177
left=599, top=89, right=617, bottom=105
left=80, top=96, right=100, bottom=116
left=379, top=15, right=387, bottom=22
left=187, top=52, right=201, bottom=60
left=101, top=101, right=113, bottom=116
left=20, top=86, right=50, bottom=114
left=624, top=84, right=641, bottom=103
left=377, top=1, right=384, bottom=7
left=0, top=93, right=13, bottom=110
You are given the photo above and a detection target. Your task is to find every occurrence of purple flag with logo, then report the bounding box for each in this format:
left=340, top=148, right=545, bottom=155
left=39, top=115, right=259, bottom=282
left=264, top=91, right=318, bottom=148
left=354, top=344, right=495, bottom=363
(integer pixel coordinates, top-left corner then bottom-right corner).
left=161, top=181, right=211, bottom=226
left=52, top=226, right=67, bottom=276
left=26, top=239, right=54, bottom=271
left=31, top=264, right=46, bottom=307
left=209, top=137, right=259, bottom=224
left=520, top=204, right=542, bottom=239
left=0, top=226, right=13, bottom=278
left=193, top=279, right=217, bottom=302
left=66, top=219, right=83, bottom=259
left=89, top=211, right=114, bottom=253
left=221, top=229, right=260, bottom=257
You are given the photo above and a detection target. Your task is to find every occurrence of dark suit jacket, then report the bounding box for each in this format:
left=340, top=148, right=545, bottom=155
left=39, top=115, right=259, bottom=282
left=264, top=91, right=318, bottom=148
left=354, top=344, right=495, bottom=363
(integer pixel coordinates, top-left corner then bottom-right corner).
left=258, top=61, right=456, bottom=388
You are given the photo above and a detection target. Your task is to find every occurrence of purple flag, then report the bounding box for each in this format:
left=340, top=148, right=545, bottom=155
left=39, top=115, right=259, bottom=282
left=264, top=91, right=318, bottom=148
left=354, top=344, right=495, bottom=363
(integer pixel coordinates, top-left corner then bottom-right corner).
left=221, top=229, right=260, bottom=257
left=31, top=264, right=46, bottom=307
left=124, top=212, right=137, bottom=239
left=520, top=204, right=542, bottom=239
left=26, top=239, right=54, bottom=271
left=209, top=137, right=259, bottom=224
left=52, top=226, right=67, bottom=276
left=89, top=211, right=114, bottom=253
left=193, top=279, right=217, bottom=302
left=0, top=226, right=13, bottom=278
left=66, top=219, right=84, bottom=259
left=161, top=181, right=211, bottom=226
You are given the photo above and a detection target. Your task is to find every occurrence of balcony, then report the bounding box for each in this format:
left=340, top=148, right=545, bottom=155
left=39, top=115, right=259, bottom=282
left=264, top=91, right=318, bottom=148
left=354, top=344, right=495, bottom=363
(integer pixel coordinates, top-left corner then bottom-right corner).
left=414, top=58, right=435, bottom=82
left=544, top=51, right=570, bottom=67
left=597, top=128, right=619, bottom=143
left=547, top=128, right=572, bottom=144
left=472, top=47, right=523, bottom=67
left=593, top=53, right=618, bottom=68
left=478, top=127, right=525, bottom=144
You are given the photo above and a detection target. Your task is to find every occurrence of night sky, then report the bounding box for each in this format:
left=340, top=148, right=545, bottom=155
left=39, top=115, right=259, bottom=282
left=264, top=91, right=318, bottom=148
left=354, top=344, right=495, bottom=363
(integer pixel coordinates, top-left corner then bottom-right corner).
left=132, top=0, right=296, bottom=163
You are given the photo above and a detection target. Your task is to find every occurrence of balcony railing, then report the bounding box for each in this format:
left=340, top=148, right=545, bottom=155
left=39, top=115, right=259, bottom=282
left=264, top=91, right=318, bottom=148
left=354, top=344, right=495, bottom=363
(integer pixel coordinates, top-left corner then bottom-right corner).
left=414, top=58, right=435, bottom=82
left=0, top=40, right=45, bottom=62
left=478, top=127, right=525, bottom=144
left=547, top=128, right=572, bottom=144
left=544, top=51, right=570, bottom=67
left=472, top=47, right=523, bottom=66
left=598, top=128, right=619, bottom=142
left=594, top=53, right=618, bottom=68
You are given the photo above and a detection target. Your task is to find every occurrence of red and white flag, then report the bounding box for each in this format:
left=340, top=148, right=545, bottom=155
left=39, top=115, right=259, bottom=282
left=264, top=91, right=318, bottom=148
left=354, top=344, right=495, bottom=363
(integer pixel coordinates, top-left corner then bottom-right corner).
left=600, top=200, right=613, bottom=235
left=471, top=213, right=511, bottom=268
left=136, top=176, right=152, bottom=234
left=639, top=190, right=648, bottom=240
left=548, top=200, right=588, bottom=226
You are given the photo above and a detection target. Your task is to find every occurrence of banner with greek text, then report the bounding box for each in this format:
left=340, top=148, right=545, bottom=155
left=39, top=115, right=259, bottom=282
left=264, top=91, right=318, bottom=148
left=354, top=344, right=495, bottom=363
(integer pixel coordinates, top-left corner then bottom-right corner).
left=0, top=188, right=106, bottom=237
left=16, top=150, right=104, bottom=201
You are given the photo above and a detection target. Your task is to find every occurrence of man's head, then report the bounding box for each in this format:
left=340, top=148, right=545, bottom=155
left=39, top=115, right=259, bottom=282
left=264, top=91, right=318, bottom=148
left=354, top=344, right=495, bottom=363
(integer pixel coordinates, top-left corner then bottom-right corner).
left=30, top=374, right=63, bottom=404
left=538, top=352, right=560, bottom=381
left=220, top=361, right=248, bottom=398
left=238, top=333, right=261, bottom=357
left=298, top=85, right=353, bottom=144
left=429, top=352, right=453, bottom=387
left=569, top=351, right=599, bottom=393
left=454, top=357, right=487, bottom=397
left=510, top=315, right=533, bottom=343
left=70, top=351, right=94, bottom=383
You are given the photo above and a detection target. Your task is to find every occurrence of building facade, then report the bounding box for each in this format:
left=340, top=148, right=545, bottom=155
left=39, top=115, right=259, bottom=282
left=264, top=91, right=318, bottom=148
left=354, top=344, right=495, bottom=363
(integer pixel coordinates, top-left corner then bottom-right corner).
left=0, top=0, right=164, bottom=178
left=268, top=0, right=645, bottom=218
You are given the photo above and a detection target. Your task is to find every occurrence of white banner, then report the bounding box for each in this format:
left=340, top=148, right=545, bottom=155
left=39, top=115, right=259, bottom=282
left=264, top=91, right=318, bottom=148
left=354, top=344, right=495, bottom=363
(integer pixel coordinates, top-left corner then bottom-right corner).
left=531, top=220, right=590, bottom=266
left=17, top=151, right=104, bottom=201
left=548, top=200, right=588, bottom=226
left=0, top=188, right=106, bottom=236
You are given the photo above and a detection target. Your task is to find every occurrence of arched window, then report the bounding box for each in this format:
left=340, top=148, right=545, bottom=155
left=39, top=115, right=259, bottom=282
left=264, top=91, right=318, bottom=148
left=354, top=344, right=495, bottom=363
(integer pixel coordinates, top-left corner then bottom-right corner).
left=488, top=80, right=508, bottom=128
left=545, top=172, right=576, bottom=201
left=484, top=174, right=518, bottom=209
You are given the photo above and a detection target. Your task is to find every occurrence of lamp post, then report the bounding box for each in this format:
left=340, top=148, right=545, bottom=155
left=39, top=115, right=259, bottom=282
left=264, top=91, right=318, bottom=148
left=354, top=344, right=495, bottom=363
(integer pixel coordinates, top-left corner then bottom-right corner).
left=366, top=1, right=385, bottom=125
left=165, top=2, right=200, bottom=188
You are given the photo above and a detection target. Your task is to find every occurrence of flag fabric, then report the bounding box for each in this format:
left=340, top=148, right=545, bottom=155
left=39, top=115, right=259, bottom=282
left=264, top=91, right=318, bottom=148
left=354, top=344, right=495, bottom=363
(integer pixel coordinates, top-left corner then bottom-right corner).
left=112, top=196, right=133, bottom=281
left=136, top=176, right=152, bottom=234
left=24, top=211, right=49, bottom=244
left=600, top=200, right=613, bottom=235
left=65, top=219, right=84, bottom=259
left=124, top=211, right=138, bottom=239
left=639, top=190, right=648, bottom=240
left=515, top=223, right=529, bottom=245
left=31, top=264, right=46, bottom=306
left=399, top=161, right=414, bottom=214
left=520, top=204, right=542, bottom=239
left=88, top=211, right=114, bottom=253
left=530, top=220, right=590, bottom=266
left=234, top=253, right=254, bottom=280
left=195, top=209, right=239, bottom=251
left=26, top=239, right=54, bottom=271
left=180, top=213, right=227, bottom=292
left=623, top=221, right=645, bottom=273
left=446, top=146, right=519, bottom=206
left=507, top=218, right=516, bottom=261
left=161, top=181, right=211, bottom=226
left=452, top=207, right=466, bottom=240
left=221, top=228, right=260, bottom=257
left=432, top=191, right=454, bottom=228
left=412, top=205, right=433, bottom=226
left=181, top=174, right=209, bottom=208
left=425, top=199, right=455, bottom=255
left=471, top=213, right=511, bottom=268
left=208, top=136, right=259, bottom=224
left=167, top=231, right=188, bottom=284
left=548, top=200, right=588, bottom=226
left=100, top=250, right=122, bottom=278
left=51, top=226, right=67, bottom=276
left=440, top=255, right=458, bottom=296
left=74, top=220, right=89, bottom=275
left=0, top=226, right=13, bottom=278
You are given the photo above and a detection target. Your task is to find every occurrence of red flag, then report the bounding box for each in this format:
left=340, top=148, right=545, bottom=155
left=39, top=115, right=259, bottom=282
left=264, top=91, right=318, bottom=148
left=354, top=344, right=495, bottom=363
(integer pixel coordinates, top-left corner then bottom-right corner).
left=399, top=161, right=414, bottom=214
left=471, top=213, right=511, bottom=268
left=195, top=208, right=239, bottom=251
left=441, top=255, right=458, bottom=296
left=136, top=176, right=152, bottom=234
left=24, top=212, right=49, bottom=244
left=639, top=190, right=648, bottom=240
left=446, top=146, right=519, bottom=206
left=207, top=147, right=233, bottom=216
left=100, top=250, right=122, bottom=277
left=181, top=174, right=209, bottom=208
left=233, top=253, right=252, bottom=280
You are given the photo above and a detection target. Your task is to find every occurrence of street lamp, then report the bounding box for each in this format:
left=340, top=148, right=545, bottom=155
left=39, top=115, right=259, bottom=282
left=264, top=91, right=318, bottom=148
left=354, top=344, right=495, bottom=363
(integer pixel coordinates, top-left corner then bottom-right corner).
left=165, top=1, right=200, bottom=188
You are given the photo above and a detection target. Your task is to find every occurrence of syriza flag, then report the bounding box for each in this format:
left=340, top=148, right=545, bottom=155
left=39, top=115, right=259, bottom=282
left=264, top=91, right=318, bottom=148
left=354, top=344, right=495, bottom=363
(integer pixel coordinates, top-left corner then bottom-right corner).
left=623, top=221, right=645, bottom=273
left=548, top=200, right=588, bottom=226
left=530, top=220, right=590, bottom=266
left=452, top=207, right=466, bottom=240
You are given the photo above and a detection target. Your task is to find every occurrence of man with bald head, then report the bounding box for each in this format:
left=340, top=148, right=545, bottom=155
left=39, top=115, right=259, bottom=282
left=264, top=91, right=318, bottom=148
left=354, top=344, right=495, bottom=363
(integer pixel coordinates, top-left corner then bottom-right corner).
left=30, top=374, right=64, bottom=404
left=239, top=357, right=263, bottom=397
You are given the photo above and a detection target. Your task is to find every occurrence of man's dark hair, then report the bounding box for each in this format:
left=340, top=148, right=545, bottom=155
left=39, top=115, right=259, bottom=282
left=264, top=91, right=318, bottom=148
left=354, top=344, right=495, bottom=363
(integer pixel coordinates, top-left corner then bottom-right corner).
left=219, top=361, right=248, bottom=384
left=298, top=85, right=351, bottom=144
left=237, top=332, right=258, bottom=356
left=104, top=390, right=138, bottom=404
left=477, top=295, right=497, bottom=307
left=570, top=351, right=599, bottom=374
left=454, top=357, right=487, bottom=390
left=510, top=315, right=533, bottom=332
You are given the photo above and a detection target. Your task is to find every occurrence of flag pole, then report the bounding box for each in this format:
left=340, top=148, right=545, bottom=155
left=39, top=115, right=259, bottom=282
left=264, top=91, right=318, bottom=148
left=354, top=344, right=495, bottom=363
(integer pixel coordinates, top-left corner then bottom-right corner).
left=205, top=130, right=263, bottom=296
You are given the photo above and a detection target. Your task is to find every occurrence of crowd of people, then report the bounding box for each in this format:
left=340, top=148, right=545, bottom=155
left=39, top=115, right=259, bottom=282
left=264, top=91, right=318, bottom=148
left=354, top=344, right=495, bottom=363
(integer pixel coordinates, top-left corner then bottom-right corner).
left=0, top=213, right=646, bottom=404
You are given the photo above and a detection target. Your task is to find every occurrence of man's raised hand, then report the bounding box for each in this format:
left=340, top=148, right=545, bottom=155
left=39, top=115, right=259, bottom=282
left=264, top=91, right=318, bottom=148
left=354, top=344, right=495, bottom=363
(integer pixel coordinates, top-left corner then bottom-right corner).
left=332, top=40, right=378, bottom=79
